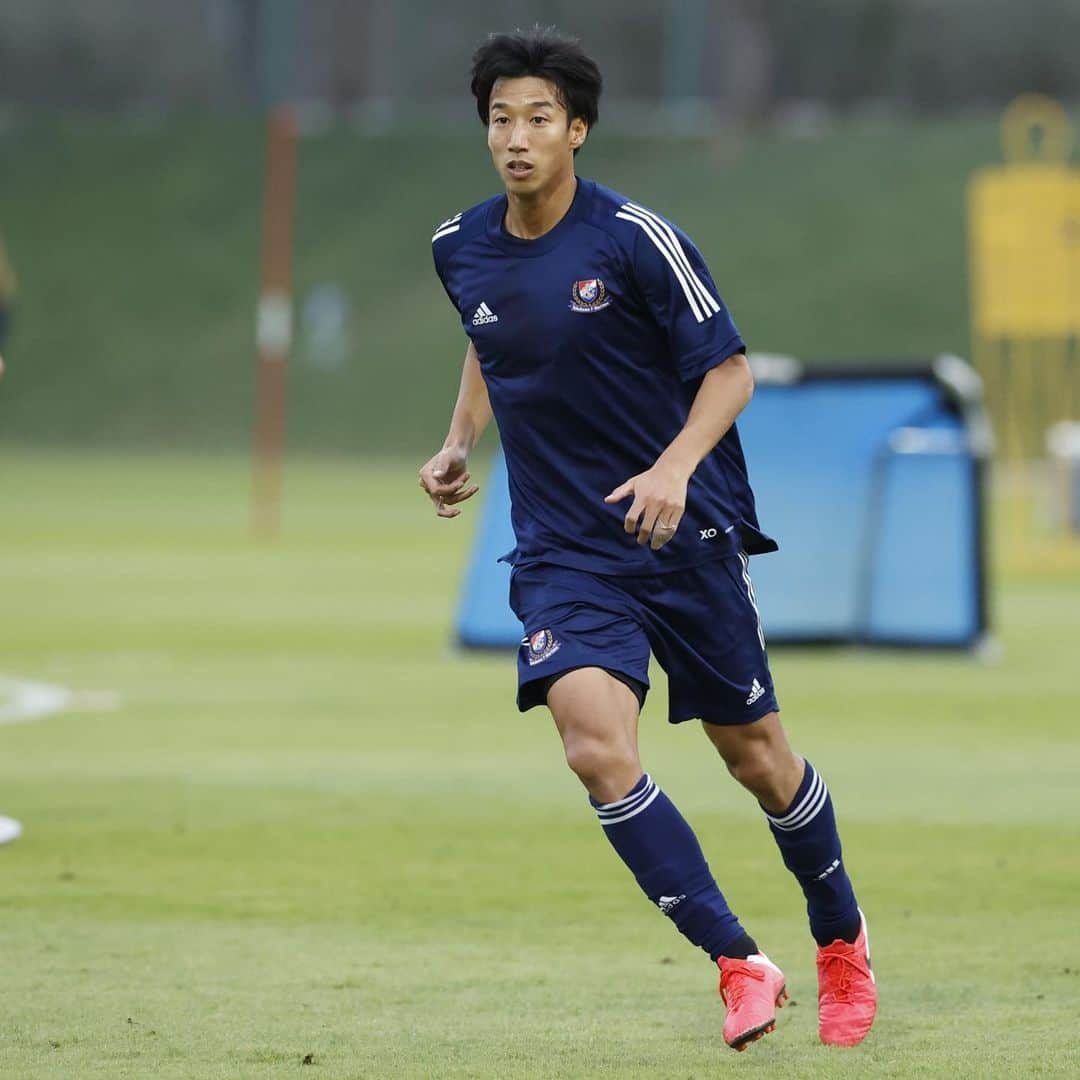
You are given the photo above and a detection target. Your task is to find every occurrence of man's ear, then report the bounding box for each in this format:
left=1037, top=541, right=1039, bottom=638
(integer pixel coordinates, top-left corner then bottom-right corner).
left=569, top=117, right=588, bottom=149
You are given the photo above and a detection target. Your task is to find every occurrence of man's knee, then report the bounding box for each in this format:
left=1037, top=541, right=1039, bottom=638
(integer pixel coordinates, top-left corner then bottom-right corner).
left=547, top=667, right=642, bottom=801
left=562, top=733, right=638, bottom=788
left=725, top=746, right=786, bottom=798
left=705, top=713, right=803, bottom=807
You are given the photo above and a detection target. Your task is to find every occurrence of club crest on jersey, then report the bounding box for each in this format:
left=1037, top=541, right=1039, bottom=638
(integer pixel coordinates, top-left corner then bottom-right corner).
left=569, top=277, right=612, bottom=313
left=525, top=628, right=561, bottom=666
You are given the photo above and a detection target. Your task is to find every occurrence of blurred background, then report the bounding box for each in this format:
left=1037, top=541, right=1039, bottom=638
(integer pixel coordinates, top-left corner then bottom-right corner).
left=1, top=3, right=1078, bottom=1075
left=1, top=0, right=1078, bottom=468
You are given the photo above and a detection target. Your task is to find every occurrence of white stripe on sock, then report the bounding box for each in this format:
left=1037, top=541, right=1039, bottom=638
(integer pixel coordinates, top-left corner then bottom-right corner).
left=597, top=783, right=662, bottom=825
left=595, top=774, right=654, bottom=812
left=767, top=773, right=829, bottom=832
left=775, top=781, right=828, bottom=831
left=768, top=772, right=821, bottom=827
left=596, top=780, right=656, bottom=822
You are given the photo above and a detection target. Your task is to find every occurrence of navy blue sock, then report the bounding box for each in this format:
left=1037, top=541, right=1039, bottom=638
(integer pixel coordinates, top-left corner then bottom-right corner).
left=763, top=760, right=860, bottom=946
left=591, top=774, right=753, bottom=961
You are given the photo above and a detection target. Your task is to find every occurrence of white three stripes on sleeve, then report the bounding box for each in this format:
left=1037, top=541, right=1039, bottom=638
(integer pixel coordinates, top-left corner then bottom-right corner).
left=615, top=202, right=720, bottom=324
left=432, top=212, right=463, bottom=243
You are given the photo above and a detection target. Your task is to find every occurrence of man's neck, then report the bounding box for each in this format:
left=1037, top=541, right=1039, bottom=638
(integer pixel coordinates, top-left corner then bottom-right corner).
left=504, top=172, right=578, bottom=240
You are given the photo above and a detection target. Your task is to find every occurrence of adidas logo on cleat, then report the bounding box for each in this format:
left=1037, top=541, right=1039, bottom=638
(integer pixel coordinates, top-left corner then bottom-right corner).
left=746, top=678, right=765, bottom=706
left=472, top=302, right=499, bottom=325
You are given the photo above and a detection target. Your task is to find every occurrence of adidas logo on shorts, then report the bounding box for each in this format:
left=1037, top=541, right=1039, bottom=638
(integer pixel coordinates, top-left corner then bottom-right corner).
left=746, top=678, right=766, bottom=706
left=472, top=302, right=498, bottom=325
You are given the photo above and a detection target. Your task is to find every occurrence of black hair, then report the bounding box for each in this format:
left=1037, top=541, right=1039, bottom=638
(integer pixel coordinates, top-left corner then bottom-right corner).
left=470, top=27, right=602, bottom=147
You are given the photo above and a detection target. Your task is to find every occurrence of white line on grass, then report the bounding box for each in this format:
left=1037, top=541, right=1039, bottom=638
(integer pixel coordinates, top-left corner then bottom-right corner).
left=0, top=816, right=23, bottom=846
left=0, top=677, right=120, bottom=725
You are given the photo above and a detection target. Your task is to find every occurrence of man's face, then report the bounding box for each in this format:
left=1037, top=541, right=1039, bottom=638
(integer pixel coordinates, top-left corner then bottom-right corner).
left=486, top=76, right=586, bottom=196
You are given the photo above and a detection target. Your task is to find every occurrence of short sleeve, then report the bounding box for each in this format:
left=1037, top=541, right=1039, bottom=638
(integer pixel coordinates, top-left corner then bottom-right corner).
left=431, top=213, right=464, bottom=312
left=432, top=244, right=459, bottom=311
left=618, top=203, right=745, bottom=381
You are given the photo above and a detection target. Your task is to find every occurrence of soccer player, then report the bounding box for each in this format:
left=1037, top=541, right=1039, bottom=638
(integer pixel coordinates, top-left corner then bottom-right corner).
left=419, top=27, right=876, bottom=1051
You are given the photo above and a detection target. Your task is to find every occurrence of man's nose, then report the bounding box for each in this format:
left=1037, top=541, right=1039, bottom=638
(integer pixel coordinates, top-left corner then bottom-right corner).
left=508, top=121, right=529, bottom=151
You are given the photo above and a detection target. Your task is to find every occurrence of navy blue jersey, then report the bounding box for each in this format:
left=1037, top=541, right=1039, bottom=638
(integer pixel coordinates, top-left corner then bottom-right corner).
left=432, top=178, right=777, bottom=575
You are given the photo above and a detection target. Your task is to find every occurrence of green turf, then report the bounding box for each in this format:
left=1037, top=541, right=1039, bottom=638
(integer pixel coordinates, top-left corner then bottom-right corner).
left=1, top=452, right=1078, bottom=1078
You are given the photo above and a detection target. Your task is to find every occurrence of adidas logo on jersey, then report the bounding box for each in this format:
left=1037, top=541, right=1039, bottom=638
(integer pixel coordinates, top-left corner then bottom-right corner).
left=746, top=678, right=766, bottom=706
left=472, top=302, right=498, bottom=325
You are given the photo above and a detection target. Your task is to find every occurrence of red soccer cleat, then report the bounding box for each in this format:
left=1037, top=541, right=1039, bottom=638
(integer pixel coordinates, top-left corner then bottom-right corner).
left=717, top=953, right=788, bottom=1051
left=817, top=909, right=878, bottom=1046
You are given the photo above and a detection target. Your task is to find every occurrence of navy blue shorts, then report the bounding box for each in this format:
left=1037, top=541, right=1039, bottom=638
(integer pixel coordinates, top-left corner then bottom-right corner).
left=509, top=554, right=779, bottom=726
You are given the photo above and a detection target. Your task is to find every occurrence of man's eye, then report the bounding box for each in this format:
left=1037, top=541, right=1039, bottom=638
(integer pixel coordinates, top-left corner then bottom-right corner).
left=532, top=117, right=548, bottom=124
left=494, top=116, right=509, bottom=125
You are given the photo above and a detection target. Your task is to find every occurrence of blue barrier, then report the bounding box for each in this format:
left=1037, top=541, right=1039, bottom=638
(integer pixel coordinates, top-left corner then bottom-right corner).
left=456, top=357, right=990, bottom=649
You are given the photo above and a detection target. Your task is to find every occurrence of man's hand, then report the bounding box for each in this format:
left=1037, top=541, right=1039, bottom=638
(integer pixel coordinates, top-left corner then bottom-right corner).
left=418, top=446, right=479, bottom=519
left=605, top=460, right=689, bottom=549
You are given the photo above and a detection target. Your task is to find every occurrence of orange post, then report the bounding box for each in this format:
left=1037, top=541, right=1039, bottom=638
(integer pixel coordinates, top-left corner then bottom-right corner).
left=252, top=106, right=298, bottom=538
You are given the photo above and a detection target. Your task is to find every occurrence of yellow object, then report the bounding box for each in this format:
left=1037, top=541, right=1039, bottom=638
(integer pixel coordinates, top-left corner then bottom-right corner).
left=967, top=96, right=1080, bottom=466
left=968, top=96, right=1080, bottom=565
left=969, top=95, right=1080, bottom=339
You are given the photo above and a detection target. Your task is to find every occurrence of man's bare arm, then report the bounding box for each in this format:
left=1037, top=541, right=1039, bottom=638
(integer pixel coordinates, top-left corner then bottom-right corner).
left=655, top=352, right=754, bottom=479
left=442, top=341, right=493, bottom=456
left=417, top=342, right=493, bottom=519
left=605, top=353, right=754, bottom=548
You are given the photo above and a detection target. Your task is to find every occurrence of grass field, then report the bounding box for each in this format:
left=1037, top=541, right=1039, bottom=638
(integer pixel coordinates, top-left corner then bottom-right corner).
left=2, top=452, right=1079, bottom=1078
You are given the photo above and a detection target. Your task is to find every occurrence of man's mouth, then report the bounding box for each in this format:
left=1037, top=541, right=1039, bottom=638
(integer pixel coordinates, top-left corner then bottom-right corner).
left=507, top=160, right=535, bottom=179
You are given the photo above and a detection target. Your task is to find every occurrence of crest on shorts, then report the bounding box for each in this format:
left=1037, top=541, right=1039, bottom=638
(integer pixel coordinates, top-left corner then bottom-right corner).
left=525, top=628, right=561, bottom=666
left=569, top=277, right=612, bottom=313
